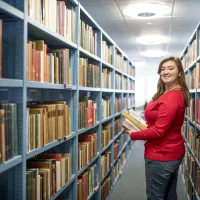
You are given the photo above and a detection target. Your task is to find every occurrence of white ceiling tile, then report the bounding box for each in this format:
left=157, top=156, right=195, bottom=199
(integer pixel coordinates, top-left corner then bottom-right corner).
left=82, top=5, right=123, bottom=20
left=173, top=1, right=200, bottom=17
left=172, top=17, right=199, bottom=28
left=78, top=0, right=115, bottom=6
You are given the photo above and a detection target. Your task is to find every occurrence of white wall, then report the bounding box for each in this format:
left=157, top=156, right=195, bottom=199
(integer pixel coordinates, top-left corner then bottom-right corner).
left=135, top=67, right=159, bottom=110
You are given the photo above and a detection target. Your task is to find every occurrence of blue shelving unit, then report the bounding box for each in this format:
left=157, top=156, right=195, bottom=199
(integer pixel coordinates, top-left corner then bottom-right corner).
left=180, top=22, right=200, bottom=200
left=0, top=0, right=135, bottom=199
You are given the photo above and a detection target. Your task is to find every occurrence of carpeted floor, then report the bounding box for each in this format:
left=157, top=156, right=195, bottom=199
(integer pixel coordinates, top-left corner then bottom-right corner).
left=109, top=141, right=187, bottom=200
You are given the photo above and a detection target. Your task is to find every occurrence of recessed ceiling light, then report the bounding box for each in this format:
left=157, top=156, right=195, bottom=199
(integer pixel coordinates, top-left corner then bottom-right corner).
left=136, top=35, right=168, bottom=45
left=123, top=3, right=171, bottom=19
left=141, top=50, right=166, bottom=57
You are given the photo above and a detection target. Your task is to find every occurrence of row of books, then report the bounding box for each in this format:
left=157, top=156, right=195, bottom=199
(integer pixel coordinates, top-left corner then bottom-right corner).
left=114, top=49, right=127, bottom=72
left=186, top=63, right=200, bottom=89
left=115, top=73, right=122, bottom=89
left=115, top=97, right=122, bottom=113
left=128, top=63, right=134, bottom=77
left=122, top=76, right=128, bottom=90
left=101, top=177, right=111, bottom=200
left=186, top=152, right=200, bottom=197
left=28, top=0, right=76, bottom=43
left=79, top=58, right=99, bottom=87
left=80, top=20, right=98, bottom=55
left=102, top=68, right=112, bottom=89
left=26, top=153, right=71, bottom=200
left=78, top=133, right=97, bottom=171
left=102, top=124, right=112, bottom=149
left=114, top=118, right=122, bottom=137
left=189, top=39, right=197, bottom=65
left=187, top=98, right=200, bottom=125
left=77, top=164, right=98, bottom=200
left=114, top=141, right=119, bottom=161
left=128, top=96, right=134, bottom=108
left=182, top=161, right=193, bottom=199
left=181, top=37, right=197, bottom=70
left=182, top=122, right=200, bottom=165
left=101, top=152, right=111, bottom=181
left=102, top=97, right=112, bottom=119
left=102, top=41, right=112, bottom=64
left=0, top=103, right=18, bottom=163
left=27, top=101, right=71, bottom=152
left=121, top=151, right=126, bottom=166
left=121, top=132, right=127, bottom=147
left=123, top=96, right=127, bottom=110
left=27, top=40, right=71, bottom=84
left=113, top=160, right=121, bottom=180
left=130, top=80, right=135, bottom=90
left=78, top=97, right=97, bottom=130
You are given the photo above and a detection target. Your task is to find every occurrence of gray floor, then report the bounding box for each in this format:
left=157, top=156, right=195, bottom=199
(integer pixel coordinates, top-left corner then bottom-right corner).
left=110, top=140, right=187, bottom=200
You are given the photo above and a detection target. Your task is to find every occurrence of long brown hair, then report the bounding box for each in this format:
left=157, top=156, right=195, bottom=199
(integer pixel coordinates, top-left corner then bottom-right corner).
left=152, top=56, right=190, bottom=106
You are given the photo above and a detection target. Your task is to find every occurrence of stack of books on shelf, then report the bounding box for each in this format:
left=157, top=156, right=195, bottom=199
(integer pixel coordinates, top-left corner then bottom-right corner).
left=78, top=133, right=97, bottom=171
left=101, top=41, right=112, bottom=64
left=78, top=97, right=97, bottom=130
left=101, top=124, right=112, bottom=149
left=0, top=103, right=18, bottom=164
left=79, top=58, right=99, bottom=87
left=27, top=153, right=72, bottom=199
left=101, top=152, right=111, bottom=181
left=27, top=41, right=71, bottom=84
left=77, top=164, right=98, bottom=200
left=102, top=68, right=112, bottom=89
left=28, top=0, right=76, bottom=43
left=80, top=20, right=97, bottom=55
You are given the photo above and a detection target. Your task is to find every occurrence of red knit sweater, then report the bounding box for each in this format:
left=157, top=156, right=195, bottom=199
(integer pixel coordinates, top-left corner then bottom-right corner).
left=130, top=90, right=186, bottom=161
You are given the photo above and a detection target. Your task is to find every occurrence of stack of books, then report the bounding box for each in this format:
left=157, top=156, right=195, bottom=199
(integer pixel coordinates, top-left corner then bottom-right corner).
left=122, top=109, right=147, bottom=132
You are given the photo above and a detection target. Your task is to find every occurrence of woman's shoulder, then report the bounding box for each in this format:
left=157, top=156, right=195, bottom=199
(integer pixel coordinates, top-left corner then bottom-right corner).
left=159, top=89, right=185, bottom=104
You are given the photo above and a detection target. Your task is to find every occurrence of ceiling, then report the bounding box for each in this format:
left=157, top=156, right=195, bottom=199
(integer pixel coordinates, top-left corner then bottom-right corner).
left=78, top=0, right=200, bottom=75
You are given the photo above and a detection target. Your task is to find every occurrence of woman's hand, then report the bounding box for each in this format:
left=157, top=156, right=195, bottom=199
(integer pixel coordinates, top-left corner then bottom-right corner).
left=124, top=129, right=132, bottom=136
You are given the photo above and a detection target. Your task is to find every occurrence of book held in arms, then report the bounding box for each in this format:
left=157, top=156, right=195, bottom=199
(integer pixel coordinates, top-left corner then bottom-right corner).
left=122, top=109, right=147, bottom=132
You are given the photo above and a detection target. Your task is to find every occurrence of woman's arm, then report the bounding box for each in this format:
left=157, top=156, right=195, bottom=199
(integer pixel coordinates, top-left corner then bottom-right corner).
left=129, top=95, right=180, bottom=140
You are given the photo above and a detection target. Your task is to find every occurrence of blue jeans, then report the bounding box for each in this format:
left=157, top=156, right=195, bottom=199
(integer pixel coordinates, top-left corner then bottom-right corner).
left=145, top=157, right=183, bottom=200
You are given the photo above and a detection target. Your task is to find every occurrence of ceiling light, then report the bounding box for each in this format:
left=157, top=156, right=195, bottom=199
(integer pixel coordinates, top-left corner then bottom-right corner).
left=123, top=3, right=171, bottom=19
left=141, top=50, right=166, bottom=57
left=136, top=35, right=168, bottom=45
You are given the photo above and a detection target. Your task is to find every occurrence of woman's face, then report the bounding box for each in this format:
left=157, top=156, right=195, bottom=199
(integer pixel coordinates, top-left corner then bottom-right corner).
left=160, top=60, right=179, bottom=86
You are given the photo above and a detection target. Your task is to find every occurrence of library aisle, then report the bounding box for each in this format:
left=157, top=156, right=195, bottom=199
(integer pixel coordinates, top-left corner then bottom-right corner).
left=109, top=141, right=187, bottom=200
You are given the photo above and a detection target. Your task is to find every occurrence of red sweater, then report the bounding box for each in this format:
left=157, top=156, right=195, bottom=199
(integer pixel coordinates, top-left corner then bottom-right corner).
left=130, top=90, right=186, bottom=161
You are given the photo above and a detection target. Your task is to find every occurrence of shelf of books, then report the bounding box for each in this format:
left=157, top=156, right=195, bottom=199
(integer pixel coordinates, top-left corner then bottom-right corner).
left=181, top=22, right=200, bottom=200
left=0, top=0, right=135, bottom=200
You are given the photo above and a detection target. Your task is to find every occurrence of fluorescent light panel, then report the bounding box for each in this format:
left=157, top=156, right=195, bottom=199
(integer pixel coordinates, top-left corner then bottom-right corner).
left=123, top=3, right=171, bottom=19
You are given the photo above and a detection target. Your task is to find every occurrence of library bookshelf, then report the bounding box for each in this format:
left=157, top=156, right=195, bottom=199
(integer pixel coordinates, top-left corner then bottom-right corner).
left=0, top=0, right=135, bottom=200
left=181, top=22, right=200, bottom=200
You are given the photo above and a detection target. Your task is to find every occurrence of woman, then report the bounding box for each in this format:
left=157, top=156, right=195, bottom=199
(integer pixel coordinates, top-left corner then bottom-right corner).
left=125, top=56, right=190, bottom=200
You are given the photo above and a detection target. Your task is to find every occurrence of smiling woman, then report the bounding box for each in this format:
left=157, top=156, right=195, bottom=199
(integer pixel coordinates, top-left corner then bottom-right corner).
left=153, top=56, right=190, bottom=106
left=124, top=56, right=190, bottom=200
